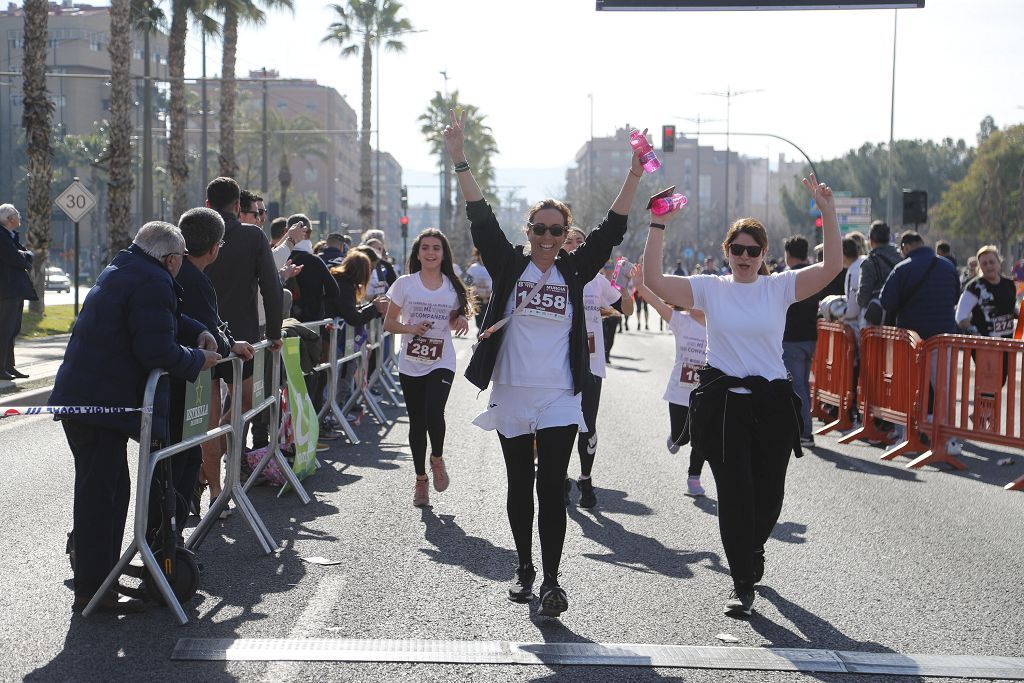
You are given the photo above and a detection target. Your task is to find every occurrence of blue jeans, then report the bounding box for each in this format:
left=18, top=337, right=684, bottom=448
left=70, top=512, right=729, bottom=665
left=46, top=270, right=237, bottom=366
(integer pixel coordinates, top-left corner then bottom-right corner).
left=782, top=340, right=816, bottom=439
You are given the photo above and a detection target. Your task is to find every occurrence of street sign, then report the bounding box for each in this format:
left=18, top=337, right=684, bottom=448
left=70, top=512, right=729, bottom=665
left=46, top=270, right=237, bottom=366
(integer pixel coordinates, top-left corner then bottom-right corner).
left=835, top=196, right=872, bottom=233
left=54, top=180, right=97, bottom=223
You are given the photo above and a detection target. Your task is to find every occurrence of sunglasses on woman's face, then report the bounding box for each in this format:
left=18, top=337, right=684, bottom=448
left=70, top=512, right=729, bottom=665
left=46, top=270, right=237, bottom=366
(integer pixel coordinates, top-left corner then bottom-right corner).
left=728, top=243, right=764, bottom=258
left=528, top=222, right=566, bottom=237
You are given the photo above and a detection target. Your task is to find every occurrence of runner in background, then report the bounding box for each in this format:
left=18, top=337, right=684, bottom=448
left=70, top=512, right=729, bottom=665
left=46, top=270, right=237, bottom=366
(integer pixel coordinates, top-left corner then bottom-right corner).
left=561, top=228, right=634, bottom=508
left=957, top=245, right=1017, bottom=340
left=385, top=229, right=473, bottom=508
left=634, top=270, right=708, bottom=497
left=633, top=284, right=650, bottom=331
left=465, top=248, right=492, bottom=332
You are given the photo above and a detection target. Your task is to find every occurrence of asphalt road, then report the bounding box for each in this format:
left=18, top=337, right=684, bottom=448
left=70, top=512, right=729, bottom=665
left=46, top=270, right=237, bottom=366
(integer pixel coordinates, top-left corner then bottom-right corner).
left=1, top=326, right=1021, bottom=682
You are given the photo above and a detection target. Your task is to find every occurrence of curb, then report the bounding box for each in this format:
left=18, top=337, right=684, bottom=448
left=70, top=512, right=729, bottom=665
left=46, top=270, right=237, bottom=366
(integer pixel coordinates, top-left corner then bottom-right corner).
left=0, top=384, right=53, bottom=407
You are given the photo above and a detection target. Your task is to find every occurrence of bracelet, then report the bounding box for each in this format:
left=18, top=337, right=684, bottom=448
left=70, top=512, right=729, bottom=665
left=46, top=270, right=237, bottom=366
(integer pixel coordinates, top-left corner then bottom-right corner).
left=453, top=161, right=471, bottom=173
left=649, top=222, right=666, bottom=230
left=286, top=236, right=296, bottom=245
left=629, top=169, right=642, bottom=178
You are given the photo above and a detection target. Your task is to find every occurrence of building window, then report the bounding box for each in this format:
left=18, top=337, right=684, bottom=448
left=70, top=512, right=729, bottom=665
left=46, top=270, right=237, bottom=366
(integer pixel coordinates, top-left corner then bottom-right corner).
left=277, top=101, right=288, bottom=109
left=133, top=48, right=144, bottom=60
left=90, top=38, right=103, bottom=52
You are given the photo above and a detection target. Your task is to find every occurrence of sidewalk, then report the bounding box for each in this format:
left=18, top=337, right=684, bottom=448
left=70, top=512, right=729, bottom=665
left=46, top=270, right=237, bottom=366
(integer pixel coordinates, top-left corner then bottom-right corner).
left=0, top=333, right=68, bottom=396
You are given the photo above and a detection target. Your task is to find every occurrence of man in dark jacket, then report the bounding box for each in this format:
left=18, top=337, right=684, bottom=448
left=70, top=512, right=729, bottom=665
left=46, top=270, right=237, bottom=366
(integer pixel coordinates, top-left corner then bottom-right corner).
left=880, top=231, right=959, bottom=340
left=318, top=232, right=347, bottom=267
left=49, top=221, right=220, bottom=613
left=857, top=220, right=902, bottom=324
left=0, top=204, right=38, bottom=380
left=782, top=236, right=820, bottom=446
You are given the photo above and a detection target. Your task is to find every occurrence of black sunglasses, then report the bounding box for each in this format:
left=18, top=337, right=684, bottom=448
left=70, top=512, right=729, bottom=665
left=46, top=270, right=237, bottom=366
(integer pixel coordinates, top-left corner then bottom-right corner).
left=528, top=222, right=566, bottom=237
left=728, top=243, right=764, bottom=258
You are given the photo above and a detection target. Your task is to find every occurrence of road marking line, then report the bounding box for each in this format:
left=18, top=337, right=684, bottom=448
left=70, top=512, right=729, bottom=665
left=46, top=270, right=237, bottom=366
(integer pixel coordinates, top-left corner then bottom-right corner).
left=171, top=638, right=1024, bottom=678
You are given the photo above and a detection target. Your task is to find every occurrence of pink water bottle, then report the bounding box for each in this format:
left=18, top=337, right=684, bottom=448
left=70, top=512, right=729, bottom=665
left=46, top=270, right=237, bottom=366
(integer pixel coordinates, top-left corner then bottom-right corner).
left=651, top=193, right=688, bottom=216
left=610, top=257, right=633, bottom=291
left=629, top=129, right=660, bottom=174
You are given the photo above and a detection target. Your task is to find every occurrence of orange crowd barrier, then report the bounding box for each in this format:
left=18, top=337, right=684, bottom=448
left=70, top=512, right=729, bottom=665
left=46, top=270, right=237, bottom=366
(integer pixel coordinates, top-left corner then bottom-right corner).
left=1014, top=305, right=1023, bottom=340
left=911, top=334, right=1024, bottom=488
left=838, top=326, right=929, bottom=459
left=809, top=321, right=858, bottom=436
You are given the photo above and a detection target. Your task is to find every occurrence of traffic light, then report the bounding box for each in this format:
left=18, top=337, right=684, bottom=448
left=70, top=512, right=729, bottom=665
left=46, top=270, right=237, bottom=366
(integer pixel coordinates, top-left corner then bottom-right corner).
left=662, top=125, right=676, bottom=152
left=400, top=214, right=409, bottom=239
left=400, top=185, right=408, bottom=212
left=814, top=216, right=823, bottom=230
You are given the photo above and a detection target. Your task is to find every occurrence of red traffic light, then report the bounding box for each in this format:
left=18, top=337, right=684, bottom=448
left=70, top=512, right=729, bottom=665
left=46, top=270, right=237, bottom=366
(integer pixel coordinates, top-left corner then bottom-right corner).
left=814, top=216, right=823, bottom=230
left=400, top=216, right=409, bottom=226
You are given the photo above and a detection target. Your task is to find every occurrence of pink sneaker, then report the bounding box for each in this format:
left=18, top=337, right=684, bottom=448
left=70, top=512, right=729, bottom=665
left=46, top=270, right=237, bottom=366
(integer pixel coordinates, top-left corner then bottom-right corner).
left=413, top=478, right=430, bottom=507
left=685, top=475, right=705, bottom=497
left=430, top=456, right=450, bottom=492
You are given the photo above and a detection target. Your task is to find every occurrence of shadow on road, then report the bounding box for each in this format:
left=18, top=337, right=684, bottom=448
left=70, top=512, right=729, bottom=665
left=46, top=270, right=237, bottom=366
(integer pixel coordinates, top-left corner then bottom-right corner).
left=811, top=445, right=921, bottom=482
left=771, top=521, right=808, bottom=544
left=418, top=509, right=518, bottom=581
left=751, top=585, right=925, bottom=683
left=569, top=506, right=726, bottom=580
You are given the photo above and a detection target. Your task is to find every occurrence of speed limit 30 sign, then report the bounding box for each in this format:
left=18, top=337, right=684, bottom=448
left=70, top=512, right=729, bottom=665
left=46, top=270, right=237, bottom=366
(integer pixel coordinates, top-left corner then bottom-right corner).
left=54, top=179, right=97, bottom=223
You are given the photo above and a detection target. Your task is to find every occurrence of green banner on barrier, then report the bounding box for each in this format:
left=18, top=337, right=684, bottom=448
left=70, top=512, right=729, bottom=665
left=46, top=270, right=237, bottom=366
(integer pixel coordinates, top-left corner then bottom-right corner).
left=281, top=337, right=319, bottom=487
left=252, top=348, right=266, bottom=405
left=181, top=369, right=212, bottom=441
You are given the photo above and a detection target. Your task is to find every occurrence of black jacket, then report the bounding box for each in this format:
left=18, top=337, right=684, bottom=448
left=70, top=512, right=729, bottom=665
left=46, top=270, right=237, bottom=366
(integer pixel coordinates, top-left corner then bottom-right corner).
left=204, top=213, right=283, bottom=342
left=0, top=227, right=38, bottom=301
left=463, top=199, right=627, bottom=394
left=326, top=275, right=380, bottom=328
left=687, top=365, right=804, bottom=461
left=289, top=250, right=342, bottom=323
left=176, top=257, right=235, bottom=357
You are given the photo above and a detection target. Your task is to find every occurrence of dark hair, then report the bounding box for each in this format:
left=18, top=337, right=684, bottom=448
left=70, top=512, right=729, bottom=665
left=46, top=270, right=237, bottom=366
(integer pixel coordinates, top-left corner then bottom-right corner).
left=407, top=228, right=476, bottom=318
left=330, top=249, right=372, bottom=302
left=842, top=236, right=861, bottom=260
left=900, top=230, right=924, bottom=248
left=178, top=207, right=225, bottom=256
left=326, top=232, right=345, bottom=246
left=869, top=220, right=890, bottom=244
left=206, top=177, right=240, bottom=212
left=353, top=244, right=379, bottom=265
left=784, top=235, right=809, bottom=261
left=935, top=240, right=951, bottom=255
left=526, top=198, right=573, bottom=227
left=722, top=217, right=770, bottom=276
left=286, top=213, right=310, bottom=230
left=239, top=189, right=262, bottom=214
left=270, top=217, right=288, bottom=240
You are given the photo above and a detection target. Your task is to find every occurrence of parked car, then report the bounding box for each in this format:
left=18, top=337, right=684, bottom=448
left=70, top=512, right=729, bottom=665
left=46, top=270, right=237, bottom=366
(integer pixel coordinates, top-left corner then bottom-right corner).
left=45, top=266, right=71, bottom=293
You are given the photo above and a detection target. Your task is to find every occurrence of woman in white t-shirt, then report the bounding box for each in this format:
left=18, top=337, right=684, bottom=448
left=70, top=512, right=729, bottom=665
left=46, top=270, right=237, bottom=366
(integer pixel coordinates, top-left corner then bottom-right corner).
left=446, top=109, right=642, bottom=619
left=634, top=273, right=708, bottom=497
left=642, top=173, right=841, bottom=618
left=385, top=229, right=473, bottom=508
left=560, top=227, right=635, bottom=509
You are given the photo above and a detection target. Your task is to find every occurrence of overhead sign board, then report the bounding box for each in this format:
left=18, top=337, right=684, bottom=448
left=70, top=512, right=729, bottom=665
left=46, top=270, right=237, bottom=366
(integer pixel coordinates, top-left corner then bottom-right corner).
left=597, top=1, right=924, bottom=10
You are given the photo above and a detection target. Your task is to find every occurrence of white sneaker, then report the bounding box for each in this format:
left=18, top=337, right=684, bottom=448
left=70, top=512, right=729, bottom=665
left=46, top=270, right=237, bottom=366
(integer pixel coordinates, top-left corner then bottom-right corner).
left=946, top=437, right=963, bottom=456
left=666, top=436, right=680, bottom=454
left=685, top=475, right=705, bottom=497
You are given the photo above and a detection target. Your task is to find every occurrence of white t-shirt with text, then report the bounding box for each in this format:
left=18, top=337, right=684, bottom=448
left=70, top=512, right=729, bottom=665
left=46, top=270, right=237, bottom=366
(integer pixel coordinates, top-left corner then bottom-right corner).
left=582, top=274, right=621, bottom=379
left=688, top=270, right=799, bottom=382
left=386, top=272, right=458, bottom=377
left=664, top=310, right=708, bottom=405
left=492, top=261, right=573, bottom=389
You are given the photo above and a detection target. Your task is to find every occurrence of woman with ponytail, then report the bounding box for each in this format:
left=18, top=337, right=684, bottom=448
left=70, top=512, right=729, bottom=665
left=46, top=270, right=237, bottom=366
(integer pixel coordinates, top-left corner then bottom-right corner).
left=384, top=228, right=474, bottom=508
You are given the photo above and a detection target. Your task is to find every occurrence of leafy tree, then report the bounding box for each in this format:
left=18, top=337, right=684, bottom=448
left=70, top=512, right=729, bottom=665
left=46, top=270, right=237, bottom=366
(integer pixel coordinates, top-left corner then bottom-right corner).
left=322, top=0, right=413, bottom=228
left=932, top=123, right=1024, bottom=250
left=237, top=111, right=328, bottom=214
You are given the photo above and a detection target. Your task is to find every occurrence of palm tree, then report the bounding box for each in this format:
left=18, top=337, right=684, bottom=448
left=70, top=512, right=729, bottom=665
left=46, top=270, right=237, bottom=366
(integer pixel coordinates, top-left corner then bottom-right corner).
left=21, top=0, right=54, bottom=315
left=419, top=91, right=498, bottom=260
left=322, top=0, right=413, bottom=228
left=168, top=0, right=218, bottom=220
left=107, top=0, right=134, bottom=253
left=247, top=111, right=328, bottom=214
left=216, top=0, right=292, bottom=179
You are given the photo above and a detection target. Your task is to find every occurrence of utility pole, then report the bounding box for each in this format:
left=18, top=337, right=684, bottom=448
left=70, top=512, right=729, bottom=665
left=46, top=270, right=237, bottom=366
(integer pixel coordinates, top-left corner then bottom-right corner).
left=200, top=34, right=208, bottom=194
left=702, top=86, right=761, bottom=226
left=261, top=67, right=269, bottom=197
left=439, top=70, right=451, bottom=233
left=886, top=9, right=898, bottom=227
left=141, top=24, right=153, bottom=221
left=375, top=37, right=380, bottom=228
left=675, top=113, right=722, bottom=256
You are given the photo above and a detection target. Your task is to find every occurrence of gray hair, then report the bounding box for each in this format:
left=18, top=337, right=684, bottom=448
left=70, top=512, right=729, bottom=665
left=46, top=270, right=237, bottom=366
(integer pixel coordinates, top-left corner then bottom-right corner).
left=361, top=228, right=385, bottom=245
left=178, top=207, right=224, bottom=256
left=133, top=221, right=185, bottom=260
left=0, top=204, right=19, bottom=223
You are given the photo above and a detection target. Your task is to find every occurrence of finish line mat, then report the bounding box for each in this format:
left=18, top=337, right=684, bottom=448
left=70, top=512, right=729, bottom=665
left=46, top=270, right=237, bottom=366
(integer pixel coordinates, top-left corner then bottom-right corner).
left=171, top=638, right=1024, bottom=678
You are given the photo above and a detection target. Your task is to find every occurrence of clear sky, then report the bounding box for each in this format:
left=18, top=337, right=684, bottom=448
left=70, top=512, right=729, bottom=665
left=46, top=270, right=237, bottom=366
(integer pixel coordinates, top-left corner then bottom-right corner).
left=186, top=0, right=1024, bottom=203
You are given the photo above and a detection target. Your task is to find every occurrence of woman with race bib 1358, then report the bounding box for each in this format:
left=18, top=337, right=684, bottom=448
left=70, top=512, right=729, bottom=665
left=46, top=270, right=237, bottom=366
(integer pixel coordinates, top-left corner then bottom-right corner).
left=385, top=229, right=473, bottom=508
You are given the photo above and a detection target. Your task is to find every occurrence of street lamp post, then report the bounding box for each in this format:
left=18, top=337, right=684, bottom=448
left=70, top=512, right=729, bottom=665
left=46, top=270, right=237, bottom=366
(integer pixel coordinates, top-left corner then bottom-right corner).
left=702, top=87, right=762, bottom=226
left=886, top=8, right=898, bottom=227
left=675, top=114, right=722, bottom=255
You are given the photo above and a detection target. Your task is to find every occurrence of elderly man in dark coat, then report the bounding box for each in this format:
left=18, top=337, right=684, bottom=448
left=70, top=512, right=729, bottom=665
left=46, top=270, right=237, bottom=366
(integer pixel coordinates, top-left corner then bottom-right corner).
left=0, top=204, right=38, bottom=380
left=50, top=221, right=220, bottom=614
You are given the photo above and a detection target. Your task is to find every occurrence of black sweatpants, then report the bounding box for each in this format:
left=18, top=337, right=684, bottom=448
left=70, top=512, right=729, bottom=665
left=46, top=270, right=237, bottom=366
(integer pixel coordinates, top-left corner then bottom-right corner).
left=602, top=317, right=618, bottom=362
left=64, top=419, right=131, bottom=597
left=399, top=368, right=455, bottom=476
left=576, top=374, right=602, bottom=478
left=703, top=393, right=792, bottom=586
left=498, top=425, right=577, bottom=582
left=668, top=402, right=703, bottom=477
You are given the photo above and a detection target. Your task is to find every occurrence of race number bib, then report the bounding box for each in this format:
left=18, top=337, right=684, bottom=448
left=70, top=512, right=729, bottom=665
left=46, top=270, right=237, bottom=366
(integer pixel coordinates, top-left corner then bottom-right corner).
left=405, top=336, right=443, bottom=364
left=515, top=281, right=568, bottom=321
left=587, top=332, right=596, bottom=355
left=679, top=363, right=701, bottom=387
left=992, top=315, right=1014, bottom=336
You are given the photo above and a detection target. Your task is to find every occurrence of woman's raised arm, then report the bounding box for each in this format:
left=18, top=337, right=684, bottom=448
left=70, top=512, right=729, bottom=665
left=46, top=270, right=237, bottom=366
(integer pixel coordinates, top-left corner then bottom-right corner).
left=445, top=109, right=484, bottom=203
left=642, top=206, right=694, bottom=309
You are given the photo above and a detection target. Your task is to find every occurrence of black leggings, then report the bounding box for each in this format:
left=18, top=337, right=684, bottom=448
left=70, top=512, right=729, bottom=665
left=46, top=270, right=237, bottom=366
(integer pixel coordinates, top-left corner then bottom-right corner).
left=499, top=425, right=577, bottom=582
left=668, top=402, right=703, bottom=477
left=399, top=368, right=455, bottom=476
left=576, top=374, right=603, bottom=477
left=602, top=317, right=618, bottom=361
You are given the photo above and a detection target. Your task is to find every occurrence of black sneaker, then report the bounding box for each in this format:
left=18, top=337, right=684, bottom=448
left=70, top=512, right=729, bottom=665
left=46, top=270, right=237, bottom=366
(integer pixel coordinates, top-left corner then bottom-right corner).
left=538, top=581, right=569, bottom=617
left=508, top=563, right=536, bottom=603
left=563, top=478, right=573, bottom=506
left=577, top=478, right=597, bottom=508
left=753, top=549, right=765, bottom=585
left=724, top=584, right=755, bottom=617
